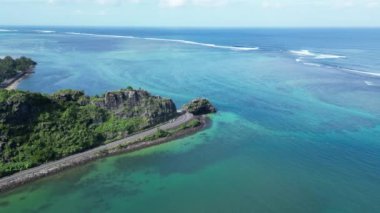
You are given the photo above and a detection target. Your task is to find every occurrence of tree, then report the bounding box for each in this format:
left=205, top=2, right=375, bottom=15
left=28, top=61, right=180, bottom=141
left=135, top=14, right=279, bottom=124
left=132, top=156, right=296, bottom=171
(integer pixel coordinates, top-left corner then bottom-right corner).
left=0, top=56, right=36, bottom=82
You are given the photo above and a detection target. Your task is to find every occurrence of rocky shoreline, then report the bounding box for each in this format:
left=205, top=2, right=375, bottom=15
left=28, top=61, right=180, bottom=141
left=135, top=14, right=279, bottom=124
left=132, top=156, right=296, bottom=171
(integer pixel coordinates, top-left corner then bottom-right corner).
left=0, top=66, right=35, bottom=90
left=0, top=115, right=210, bottom=193
left=5, top=71, right=33, bottom=90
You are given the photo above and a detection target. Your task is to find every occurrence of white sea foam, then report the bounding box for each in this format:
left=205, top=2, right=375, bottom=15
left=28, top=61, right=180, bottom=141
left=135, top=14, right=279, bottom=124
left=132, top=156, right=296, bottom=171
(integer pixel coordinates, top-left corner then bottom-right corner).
left=303, top=62, right=321, bottom=67
left=66, top=32, right=135, bottom=39
left=65, top=32, right=259, bottom=52
left=291, top=51, right=379, bottom=78
left=144, top=37, right=259, bottom=51
left=290, top=50, right=316, bottom=57
left=364, top=81, right=375, bottom=86
left=290, top=49, right=346, bottom=59
left=341, top=68, right=380, bottom=78
left=0, top=29, right=17, bottom=32
left=34, top=30, right=56, bottom=33
left=66, top=32, right=83, bottom=35
left=315, top=54, right=346, bottom=59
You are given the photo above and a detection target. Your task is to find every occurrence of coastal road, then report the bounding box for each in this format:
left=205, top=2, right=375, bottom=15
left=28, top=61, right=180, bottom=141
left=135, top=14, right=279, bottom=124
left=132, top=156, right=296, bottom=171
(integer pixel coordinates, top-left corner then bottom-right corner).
left=0, top=113, right=194, bottom=190
left=101, top=112, right=193, bottom=149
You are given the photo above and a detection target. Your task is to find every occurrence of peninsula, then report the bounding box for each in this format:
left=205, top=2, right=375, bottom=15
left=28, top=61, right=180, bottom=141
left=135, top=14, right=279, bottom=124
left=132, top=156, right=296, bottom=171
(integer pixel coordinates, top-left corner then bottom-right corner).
left=0, top=87, right=216, bottom=192
left=0, top=56, right=37, bottom=89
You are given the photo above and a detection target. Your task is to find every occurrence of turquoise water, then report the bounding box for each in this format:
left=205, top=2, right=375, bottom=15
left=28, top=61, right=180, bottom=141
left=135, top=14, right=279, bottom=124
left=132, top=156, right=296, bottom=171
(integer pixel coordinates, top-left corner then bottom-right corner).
left=0, top=28, right=379, bottom=212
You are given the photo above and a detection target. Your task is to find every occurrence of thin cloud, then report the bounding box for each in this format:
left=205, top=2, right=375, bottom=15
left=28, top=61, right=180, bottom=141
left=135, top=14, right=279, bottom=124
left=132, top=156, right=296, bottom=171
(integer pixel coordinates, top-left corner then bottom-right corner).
left=1, top=0, right=379, bottom=9
left=160, top=0, right=186, bottom=7
left=160, top=0, right=231, bottom=7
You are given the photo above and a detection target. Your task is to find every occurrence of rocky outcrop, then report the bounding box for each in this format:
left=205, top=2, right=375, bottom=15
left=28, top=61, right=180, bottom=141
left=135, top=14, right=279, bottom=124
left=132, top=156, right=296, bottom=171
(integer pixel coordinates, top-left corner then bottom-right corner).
left=183, top=98, right=217, bottom=115
left=52, top=90, right=85, bottom=102
left=52, top=90, right=90, bottom=105
left=92, top=89, right=177, bottom=126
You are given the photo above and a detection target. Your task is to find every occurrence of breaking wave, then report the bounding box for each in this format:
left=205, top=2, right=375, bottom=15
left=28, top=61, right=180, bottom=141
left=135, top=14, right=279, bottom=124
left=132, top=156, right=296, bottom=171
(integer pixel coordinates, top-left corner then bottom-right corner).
left=65, top=32, right=136, bottom=39
left=364, top=81, right=375, bottom=86
left=65, top=32, right=259, bottom=52
left=290, top=50, right=346, bottom=59
left=143, top=37, right=259, bottom=51
left=0, top=29, right=17, bottom=32
left=34, top=30, right=56, bottom=33
left=293, top=52, right=380, bottom=79
left=341, top=68, right=380, bottom=78
left=303, top=62, right=321, bottom=67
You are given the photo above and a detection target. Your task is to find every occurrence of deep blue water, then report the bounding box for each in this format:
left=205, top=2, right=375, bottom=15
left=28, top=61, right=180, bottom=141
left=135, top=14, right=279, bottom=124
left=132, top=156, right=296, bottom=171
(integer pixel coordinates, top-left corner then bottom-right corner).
left=0, top=27, right=379, bottom=212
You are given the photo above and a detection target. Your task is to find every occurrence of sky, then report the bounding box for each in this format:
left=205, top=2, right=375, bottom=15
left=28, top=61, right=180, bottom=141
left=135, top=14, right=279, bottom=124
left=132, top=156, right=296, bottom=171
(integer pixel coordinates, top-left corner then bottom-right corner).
left=0, top=0, right=380, bottom=27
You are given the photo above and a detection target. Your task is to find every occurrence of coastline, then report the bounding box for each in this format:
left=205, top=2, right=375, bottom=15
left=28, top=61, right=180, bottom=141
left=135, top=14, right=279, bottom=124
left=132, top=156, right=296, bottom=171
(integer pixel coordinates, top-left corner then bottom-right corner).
left=1, top=67, right=34, bottom=90
left=0, top=114, right=210, bottom=193
left=5, top=71, right=32, bottom=90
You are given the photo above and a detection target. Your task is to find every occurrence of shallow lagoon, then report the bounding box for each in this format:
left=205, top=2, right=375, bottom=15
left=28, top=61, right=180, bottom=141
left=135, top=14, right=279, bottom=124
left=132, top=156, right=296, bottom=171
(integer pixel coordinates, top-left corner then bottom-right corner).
left=0, top=28, right=379, bottom=212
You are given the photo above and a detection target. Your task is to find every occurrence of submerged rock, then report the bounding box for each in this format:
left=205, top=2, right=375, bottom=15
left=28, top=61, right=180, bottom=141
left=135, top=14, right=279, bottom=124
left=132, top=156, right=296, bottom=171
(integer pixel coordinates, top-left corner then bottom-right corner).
left=183, top=98, right=217, bottom=115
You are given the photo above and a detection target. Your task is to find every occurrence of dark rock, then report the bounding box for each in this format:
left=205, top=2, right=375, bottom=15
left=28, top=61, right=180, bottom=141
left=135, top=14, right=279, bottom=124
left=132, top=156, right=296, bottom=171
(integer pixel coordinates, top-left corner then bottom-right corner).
left=52, top=90, right=86, bottom=102
left=93, top=89, right=177, bottom=126
left=183, top=98, right=217, bottom=115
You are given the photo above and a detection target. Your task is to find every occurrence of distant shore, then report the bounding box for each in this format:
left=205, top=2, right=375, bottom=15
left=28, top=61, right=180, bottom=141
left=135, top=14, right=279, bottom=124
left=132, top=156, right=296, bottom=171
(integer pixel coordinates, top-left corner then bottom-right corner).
left=0, top=114, right=209, bottom=193
left=0, top=66, right=34, bottom=90
left=5, top=71, right=32, bottom=90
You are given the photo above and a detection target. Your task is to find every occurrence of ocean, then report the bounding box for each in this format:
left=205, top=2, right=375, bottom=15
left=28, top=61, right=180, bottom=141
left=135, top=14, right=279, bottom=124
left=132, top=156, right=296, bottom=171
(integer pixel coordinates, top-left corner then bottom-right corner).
left=0, top=27, right=379, bottom=212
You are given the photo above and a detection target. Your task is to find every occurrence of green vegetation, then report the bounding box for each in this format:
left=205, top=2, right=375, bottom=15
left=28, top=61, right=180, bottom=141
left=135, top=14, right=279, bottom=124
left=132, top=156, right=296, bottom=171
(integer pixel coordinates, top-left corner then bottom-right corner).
left=141, top=128, right=172, bottom=141
left=0, top=81, right=202, bottom=178
left=137, top=118, right=201, bottom=144
left=0, top=89, right=149, bottom=177
left=177, top=119, right=201, bottom=131
left=95, top=116, right=145, bottom=142
left=0, top=56, right=36, bottom=82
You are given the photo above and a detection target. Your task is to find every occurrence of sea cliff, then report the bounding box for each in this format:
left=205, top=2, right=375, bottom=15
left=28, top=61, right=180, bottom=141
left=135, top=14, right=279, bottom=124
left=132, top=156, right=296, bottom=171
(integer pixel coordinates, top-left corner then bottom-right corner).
left=93, top=89, right=177, bottom=126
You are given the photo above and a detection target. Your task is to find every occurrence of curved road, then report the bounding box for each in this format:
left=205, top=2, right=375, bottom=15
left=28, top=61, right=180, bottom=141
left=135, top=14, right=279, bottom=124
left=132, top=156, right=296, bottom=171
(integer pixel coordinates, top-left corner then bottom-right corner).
left=0, top=113, right=194, bottom=191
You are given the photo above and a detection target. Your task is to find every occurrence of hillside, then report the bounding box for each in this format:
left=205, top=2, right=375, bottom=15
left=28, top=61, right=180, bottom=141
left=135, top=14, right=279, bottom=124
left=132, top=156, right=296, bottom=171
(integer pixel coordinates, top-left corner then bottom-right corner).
left=0, top=88, right=177, bottom=177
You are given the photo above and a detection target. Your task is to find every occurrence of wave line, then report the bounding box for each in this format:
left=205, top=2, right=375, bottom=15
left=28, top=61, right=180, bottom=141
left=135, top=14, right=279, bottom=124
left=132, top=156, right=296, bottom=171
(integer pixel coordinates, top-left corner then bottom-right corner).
left=65, top=32, right=259, bottom=51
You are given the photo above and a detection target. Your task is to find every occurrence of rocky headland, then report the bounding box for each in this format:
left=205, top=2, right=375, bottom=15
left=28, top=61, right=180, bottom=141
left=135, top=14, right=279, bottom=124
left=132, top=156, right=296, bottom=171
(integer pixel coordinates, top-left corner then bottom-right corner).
left=0, top=87, right=216, bottom=191
left=0, top=56, right=36, bottom=89
left=93, top=89, right=178, bottom=126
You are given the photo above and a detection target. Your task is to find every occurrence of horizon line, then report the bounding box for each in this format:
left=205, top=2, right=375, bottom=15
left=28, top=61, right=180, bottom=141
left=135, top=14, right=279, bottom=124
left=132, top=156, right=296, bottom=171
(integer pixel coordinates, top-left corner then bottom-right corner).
left=1, top=25, right=380, bottom=29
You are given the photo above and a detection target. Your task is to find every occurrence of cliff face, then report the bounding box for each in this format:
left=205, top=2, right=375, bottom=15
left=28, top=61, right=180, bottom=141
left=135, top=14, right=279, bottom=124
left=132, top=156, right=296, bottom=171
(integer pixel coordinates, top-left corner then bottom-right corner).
left=0, top=89, right=178, bottom=128
left=92, top=89, right=177, bottom=126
